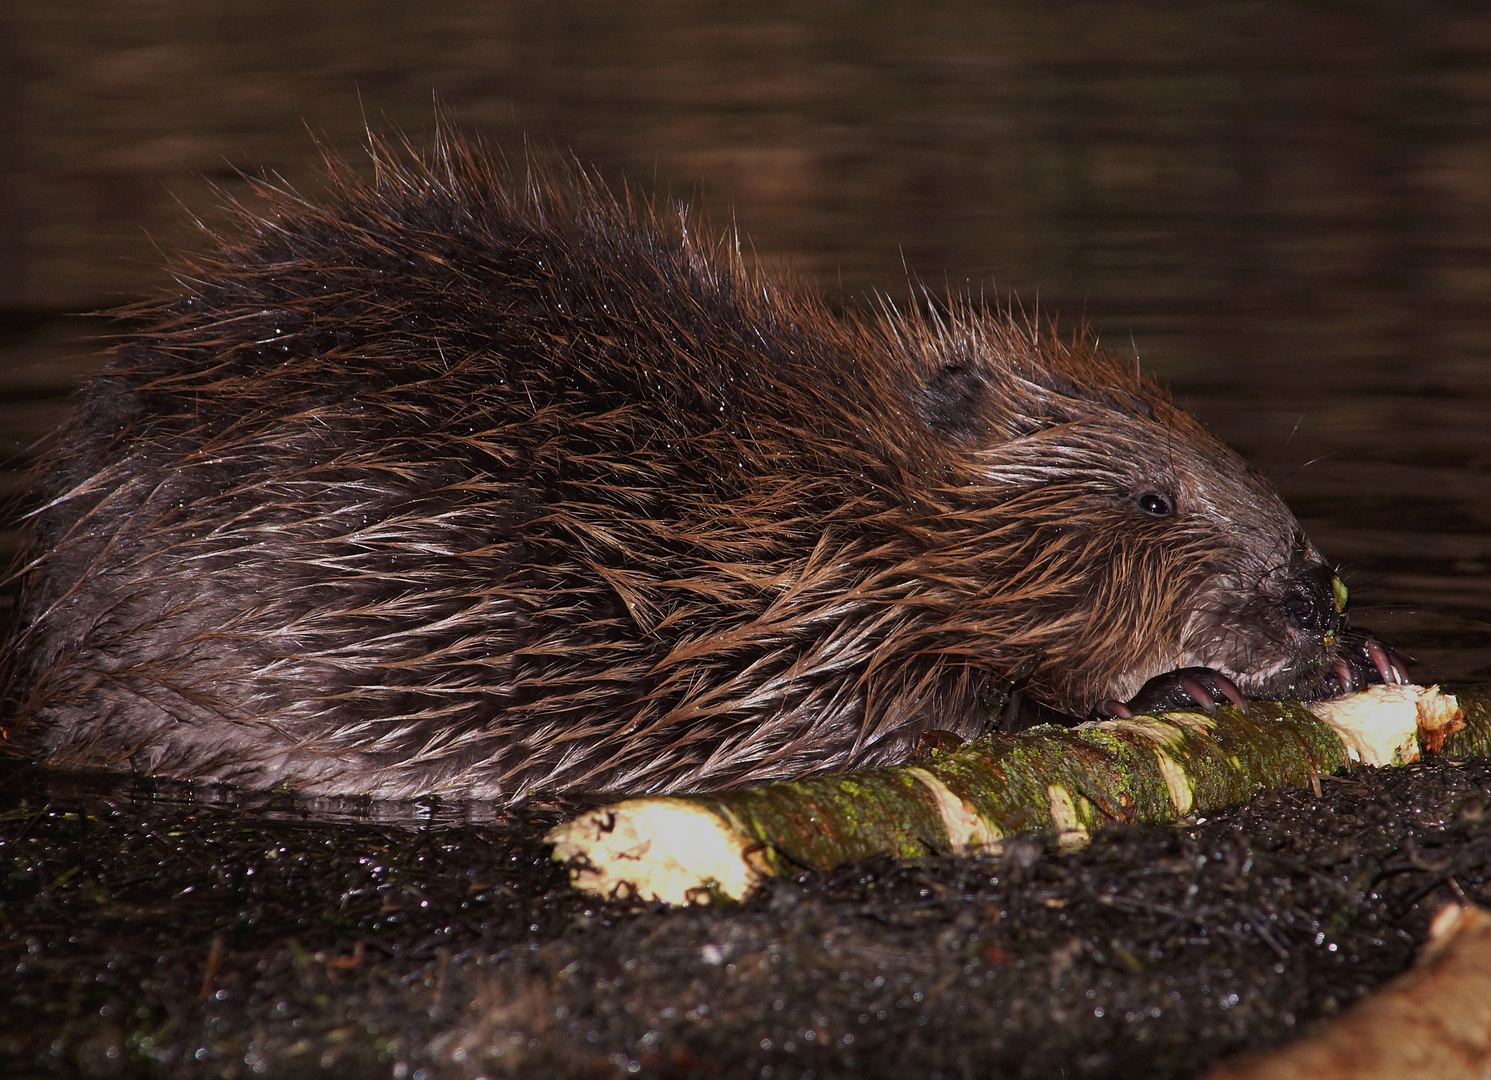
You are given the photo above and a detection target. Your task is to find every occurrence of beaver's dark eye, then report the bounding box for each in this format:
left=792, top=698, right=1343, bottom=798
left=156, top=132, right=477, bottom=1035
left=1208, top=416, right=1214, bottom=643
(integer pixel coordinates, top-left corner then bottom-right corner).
left=1136, top=491, right=1175, bottom=517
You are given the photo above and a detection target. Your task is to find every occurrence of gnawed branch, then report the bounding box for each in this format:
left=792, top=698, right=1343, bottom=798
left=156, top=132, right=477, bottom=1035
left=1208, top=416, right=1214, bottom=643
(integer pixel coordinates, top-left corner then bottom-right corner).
left=548, top=683, right=1482, bottom=905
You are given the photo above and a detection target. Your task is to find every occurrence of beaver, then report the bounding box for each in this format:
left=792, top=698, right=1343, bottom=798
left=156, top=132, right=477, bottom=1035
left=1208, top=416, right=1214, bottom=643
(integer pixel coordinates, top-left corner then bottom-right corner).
left=2, top=131, right=1407, bottom=801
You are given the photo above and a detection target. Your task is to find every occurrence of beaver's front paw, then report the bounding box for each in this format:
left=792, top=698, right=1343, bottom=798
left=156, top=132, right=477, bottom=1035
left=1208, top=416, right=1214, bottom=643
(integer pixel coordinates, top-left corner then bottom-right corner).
left=1327, top=629, right=1410, bottom=693
left=1092, top=667, right=1247, bottom=720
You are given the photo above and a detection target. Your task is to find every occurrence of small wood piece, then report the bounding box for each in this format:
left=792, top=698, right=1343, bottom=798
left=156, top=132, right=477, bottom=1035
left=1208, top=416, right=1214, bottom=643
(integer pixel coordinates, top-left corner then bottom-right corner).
left=1205, top=903, right=1491, bottom=1080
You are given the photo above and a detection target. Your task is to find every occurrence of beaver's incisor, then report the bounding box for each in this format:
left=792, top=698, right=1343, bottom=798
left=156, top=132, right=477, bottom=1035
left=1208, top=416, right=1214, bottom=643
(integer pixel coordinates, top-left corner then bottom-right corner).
left=3, top=133, right=1407, bottom=800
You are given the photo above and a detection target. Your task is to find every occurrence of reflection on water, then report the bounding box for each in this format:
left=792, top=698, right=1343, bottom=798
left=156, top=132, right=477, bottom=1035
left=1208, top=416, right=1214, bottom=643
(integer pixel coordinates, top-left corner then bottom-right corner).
left=3, top=0, right=1491, bottom=683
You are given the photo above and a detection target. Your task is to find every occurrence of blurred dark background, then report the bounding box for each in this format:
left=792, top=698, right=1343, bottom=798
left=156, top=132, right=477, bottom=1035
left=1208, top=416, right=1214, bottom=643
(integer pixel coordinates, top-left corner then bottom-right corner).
left=3, top=0, right=1490, bottom=678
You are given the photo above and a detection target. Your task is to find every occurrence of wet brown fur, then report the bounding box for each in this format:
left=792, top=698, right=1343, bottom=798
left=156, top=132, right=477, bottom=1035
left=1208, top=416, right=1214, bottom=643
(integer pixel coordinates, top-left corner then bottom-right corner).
left=3, top=131, right=1360, bottom=800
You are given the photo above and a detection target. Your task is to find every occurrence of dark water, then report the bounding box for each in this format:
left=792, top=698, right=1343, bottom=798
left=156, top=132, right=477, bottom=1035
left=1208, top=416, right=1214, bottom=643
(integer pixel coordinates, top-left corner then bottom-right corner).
left=3, top=2, right=1490, bottom=677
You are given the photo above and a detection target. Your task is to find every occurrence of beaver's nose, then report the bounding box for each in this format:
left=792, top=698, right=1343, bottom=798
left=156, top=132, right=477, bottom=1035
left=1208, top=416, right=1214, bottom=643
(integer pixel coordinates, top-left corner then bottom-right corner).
left=1280, top=563, right=1348, bottom=636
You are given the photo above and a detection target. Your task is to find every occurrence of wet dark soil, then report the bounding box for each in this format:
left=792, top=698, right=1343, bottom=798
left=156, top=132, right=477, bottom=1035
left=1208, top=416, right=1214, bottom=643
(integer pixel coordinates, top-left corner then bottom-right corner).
left=4, top=755, right=1491, bottom=1079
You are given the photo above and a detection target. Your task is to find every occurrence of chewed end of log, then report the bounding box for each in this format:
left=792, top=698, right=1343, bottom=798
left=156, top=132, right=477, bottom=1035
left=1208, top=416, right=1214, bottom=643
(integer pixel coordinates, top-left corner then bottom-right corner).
left=545, top=798, right=766, bottom=904
left=1307, top=684, right=1462, bottom=766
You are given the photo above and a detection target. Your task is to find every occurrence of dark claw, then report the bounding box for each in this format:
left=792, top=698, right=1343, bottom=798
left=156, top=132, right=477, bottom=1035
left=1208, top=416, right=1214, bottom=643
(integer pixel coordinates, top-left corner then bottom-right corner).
left=1179, top=675, right=1212, bottom=709
left=1093, top=666, right=1248, bottom=720
left=1331, top=629, right=1410, bottom=694
left=1365, top=635, right=1410, bottom=686
left=1184, top=670, right=1247, bottom=711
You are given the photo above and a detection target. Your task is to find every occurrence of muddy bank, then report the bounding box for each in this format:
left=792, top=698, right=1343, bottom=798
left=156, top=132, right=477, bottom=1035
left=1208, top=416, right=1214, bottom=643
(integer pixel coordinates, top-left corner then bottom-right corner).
left=4, top=751, right=1490, bottom=1079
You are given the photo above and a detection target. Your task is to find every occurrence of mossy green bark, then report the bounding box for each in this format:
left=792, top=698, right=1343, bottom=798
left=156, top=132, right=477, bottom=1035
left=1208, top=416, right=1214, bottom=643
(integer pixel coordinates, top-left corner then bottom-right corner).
left=678, top=703, right=1349, bottom=876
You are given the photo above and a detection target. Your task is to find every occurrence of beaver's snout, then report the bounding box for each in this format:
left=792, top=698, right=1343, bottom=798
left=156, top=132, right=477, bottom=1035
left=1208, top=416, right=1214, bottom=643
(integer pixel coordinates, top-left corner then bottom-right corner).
left=1280, top=563, right=1347, bottom=639
left=1277, top=562, right=1408, bottom=693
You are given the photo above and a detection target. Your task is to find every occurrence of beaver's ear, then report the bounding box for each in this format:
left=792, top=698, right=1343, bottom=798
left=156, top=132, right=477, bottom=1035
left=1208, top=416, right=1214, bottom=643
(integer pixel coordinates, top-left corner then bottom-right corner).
left=917, top=362, right=992, bottom=440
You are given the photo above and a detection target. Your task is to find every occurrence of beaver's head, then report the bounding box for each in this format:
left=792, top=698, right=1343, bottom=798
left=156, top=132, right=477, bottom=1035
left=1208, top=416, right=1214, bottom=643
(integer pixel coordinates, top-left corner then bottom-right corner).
left=909, top=318, right=1384, bottom=716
